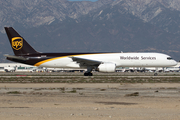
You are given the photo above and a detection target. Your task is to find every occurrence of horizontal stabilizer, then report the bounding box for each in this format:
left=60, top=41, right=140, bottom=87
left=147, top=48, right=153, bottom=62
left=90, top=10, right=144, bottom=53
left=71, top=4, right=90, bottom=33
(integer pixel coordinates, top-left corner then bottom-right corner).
left=4, top=54, right=28, bottom=61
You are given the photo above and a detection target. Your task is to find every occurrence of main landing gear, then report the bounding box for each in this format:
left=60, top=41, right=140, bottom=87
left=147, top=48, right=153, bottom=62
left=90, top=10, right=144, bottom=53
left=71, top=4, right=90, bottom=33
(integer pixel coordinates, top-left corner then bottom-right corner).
left=84, top=66, right=93, bottom=76
left=84, top=72, right=93, bottom=76
left=154, top=73, right=158, bottom=76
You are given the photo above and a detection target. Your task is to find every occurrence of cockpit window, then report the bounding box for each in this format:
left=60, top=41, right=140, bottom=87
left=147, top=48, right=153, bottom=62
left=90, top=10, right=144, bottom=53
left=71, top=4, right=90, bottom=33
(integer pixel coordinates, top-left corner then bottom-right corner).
left=167, top=57, right=173, bottom=60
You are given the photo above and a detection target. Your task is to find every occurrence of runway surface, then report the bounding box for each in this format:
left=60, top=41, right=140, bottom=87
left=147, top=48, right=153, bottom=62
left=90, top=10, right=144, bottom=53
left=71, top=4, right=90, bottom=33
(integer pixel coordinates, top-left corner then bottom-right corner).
left=0, top=83, right=180, bottom=120
left=1, top=72, right=180, bottom=77
left=0, top=72, right=180, bottom=120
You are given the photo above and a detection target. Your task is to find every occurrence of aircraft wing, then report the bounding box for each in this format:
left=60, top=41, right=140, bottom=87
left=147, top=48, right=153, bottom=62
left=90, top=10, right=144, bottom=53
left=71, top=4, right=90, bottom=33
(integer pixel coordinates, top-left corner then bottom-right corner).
left=71, top=57, right=102, bottom=66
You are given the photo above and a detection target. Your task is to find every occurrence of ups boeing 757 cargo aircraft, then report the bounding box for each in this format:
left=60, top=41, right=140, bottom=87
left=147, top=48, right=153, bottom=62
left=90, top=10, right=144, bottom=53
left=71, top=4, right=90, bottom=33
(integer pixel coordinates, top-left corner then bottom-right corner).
left=4, top=27, right=177, bottom=76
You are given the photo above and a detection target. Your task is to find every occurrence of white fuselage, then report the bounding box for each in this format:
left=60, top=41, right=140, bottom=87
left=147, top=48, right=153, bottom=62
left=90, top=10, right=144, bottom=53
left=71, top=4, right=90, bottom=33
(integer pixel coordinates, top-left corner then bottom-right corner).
left=36, top=53, right=177, bottom=68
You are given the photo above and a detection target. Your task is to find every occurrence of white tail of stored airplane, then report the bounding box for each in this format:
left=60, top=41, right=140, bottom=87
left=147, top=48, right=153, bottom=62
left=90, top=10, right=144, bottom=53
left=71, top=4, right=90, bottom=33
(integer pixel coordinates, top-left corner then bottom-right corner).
left=4, top=27, right=177, bottom=76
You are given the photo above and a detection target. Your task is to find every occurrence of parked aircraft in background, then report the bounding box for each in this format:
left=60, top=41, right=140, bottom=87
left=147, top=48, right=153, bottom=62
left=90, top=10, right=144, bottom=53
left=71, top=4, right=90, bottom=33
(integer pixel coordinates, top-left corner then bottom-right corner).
left=4, top=27, right=177, bottom=76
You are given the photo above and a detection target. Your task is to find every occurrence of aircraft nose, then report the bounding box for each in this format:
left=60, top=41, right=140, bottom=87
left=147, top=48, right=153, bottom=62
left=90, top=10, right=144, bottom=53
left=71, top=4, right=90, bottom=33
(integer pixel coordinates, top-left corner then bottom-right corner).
left=172, top=60, right=178, bottom=66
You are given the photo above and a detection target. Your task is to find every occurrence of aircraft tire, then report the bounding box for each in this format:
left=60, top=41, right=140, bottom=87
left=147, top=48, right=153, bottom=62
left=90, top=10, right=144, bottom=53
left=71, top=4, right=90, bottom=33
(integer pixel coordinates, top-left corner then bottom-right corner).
left=89, top=73, right=93, bottom=76
left=84, top=72, right=93, bottom=76
left=84, top=73, right=88, bottom=76
left=154, top=73, right=158, bottom=76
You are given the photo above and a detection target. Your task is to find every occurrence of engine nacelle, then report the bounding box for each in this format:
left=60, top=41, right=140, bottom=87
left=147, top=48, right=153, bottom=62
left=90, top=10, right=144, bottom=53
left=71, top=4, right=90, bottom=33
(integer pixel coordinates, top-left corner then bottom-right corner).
left=97, top=63, right=116, bottom=73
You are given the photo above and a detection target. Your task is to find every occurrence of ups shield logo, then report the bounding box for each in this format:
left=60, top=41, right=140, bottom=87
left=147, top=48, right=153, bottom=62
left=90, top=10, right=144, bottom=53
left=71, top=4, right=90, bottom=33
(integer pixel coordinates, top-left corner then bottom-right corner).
left=12, top=37, right=23, bottom=50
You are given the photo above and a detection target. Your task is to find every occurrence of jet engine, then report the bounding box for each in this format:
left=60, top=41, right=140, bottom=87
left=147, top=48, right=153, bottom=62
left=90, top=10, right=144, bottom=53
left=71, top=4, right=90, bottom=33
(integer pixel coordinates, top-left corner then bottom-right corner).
left=97, top=63, right=116, bottom=73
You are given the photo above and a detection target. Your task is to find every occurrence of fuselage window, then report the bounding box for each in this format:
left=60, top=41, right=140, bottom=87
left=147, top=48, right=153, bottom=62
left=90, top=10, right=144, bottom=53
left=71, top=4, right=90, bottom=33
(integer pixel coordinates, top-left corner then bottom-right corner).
left=167, top=57, right=173, bottom=60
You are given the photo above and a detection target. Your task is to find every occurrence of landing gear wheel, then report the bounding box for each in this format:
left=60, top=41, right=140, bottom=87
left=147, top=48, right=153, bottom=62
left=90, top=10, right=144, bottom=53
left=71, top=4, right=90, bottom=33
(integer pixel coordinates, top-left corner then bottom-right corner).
left=84, top=72, right=88, bottom=76
left=154, top=73, right=158, bottom=76
left=84, top=72, right=93, bottom=76
left=89, top=73, right=93, bottom=76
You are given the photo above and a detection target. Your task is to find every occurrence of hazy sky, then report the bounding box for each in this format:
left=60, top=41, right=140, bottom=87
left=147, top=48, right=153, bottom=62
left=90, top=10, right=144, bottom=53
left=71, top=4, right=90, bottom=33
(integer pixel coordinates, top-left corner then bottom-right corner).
left=68, top=0, right=98, bottom=2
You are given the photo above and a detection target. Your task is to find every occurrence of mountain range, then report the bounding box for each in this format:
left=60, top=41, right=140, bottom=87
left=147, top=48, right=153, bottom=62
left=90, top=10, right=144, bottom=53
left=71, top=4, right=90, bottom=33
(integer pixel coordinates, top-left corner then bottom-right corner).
left=0, top=0, right=180, bottom=62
